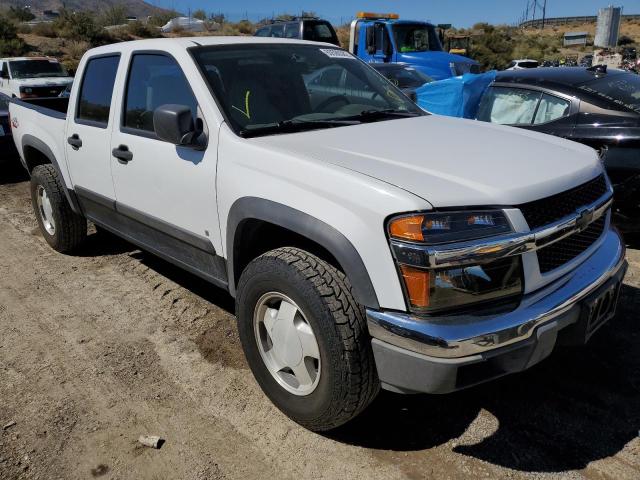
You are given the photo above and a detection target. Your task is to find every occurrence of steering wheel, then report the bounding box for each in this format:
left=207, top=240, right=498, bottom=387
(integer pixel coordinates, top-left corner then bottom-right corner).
left=314, top=95, right=349, bottom=113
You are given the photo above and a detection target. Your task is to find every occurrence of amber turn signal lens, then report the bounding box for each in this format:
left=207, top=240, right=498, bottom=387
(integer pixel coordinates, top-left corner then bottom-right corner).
left=389, top=215, right=424, bottom=241
left=399, top=265, right=431, bottom=308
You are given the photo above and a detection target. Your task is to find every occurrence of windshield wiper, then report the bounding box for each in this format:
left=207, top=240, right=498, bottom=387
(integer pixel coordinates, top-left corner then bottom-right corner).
left=239, top=118, right=359, bottom=138
left=346, top=109, right=422, bottom=122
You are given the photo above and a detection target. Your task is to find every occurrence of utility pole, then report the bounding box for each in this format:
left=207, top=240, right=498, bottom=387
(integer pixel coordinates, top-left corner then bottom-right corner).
left=532, top=0, right=537, bottom=21
left=541, top=0, right=547, bottom=29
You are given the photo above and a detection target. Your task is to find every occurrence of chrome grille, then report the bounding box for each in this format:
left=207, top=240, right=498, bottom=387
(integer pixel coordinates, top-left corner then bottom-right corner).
left=519, top=175, right=608, bottom=230
left=537, top=216, right=606, bottom=273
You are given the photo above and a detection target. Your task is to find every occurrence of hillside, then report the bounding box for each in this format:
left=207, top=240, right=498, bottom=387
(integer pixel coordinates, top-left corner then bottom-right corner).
left=0, top=0, right=168, bottom=17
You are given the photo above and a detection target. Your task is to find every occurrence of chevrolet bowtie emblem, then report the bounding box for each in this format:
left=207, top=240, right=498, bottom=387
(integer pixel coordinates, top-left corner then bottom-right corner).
left=576, top=208, right=594, bottom=231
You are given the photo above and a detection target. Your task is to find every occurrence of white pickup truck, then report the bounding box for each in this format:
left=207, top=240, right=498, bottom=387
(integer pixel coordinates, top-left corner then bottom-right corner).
left=9, top=37, right=627, bottom=431
left=0, top=57, right=73, bottom=99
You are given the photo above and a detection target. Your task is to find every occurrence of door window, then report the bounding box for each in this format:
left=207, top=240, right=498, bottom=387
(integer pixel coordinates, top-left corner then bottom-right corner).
left=270, top=24, right=284, bottom=38
left=76, top=55, right=120, bottom=127
left=123, top=54, right=198, bottom=134
left=477, top=87, right=542, bottom=125
left=533, top=93, right=570, bottom=124
left=284, top=23, right=299, bottom=39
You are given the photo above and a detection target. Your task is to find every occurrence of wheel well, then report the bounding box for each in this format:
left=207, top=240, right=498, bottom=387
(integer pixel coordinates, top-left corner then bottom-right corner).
left=23, top=145, right=52, bottom=174
left=233, top=219, right=342, bottom=288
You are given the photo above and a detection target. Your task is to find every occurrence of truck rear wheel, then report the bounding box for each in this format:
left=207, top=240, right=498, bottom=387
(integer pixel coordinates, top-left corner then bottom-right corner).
left=236, top=247, right=379, bottom=431
left=30, top=164, right=87, bottom=253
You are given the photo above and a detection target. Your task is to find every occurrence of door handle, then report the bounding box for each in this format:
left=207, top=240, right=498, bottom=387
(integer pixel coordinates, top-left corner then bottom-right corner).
left=67, top=134, right=82, bottom=150
left=112, top=145, right=133, bottom=163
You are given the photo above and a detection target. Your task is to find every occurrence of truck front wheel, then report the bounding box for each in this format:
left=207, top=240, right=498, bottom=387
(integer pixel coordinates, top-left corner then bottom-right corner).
left=236, top=247, right=380, bottom=431
left=30, top=164, right=87, bottom=253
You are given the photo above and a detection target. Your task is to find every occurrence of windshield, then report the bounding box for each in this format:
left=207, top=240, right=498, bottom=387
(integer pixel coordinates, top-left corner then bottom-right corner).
left=375, top=66, right=433, bottom=89
left=192, top=44, right=423, bottom=137
left=9, top=60, right=68, bottom=79
left=392, top=23, right=443, bottom=53
left=303, top=21, right=339, bottom=45
left=579, top=73, right=640, bottom=114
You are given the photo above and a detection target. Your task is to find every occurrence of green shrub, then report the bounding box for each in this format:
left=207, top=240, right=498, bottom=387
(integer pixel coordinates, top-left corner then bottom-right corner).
left=126, top=20, right=159, bottom=38
left=193, top=9, right=207, bottom=21
left=148, top=11, right=179, bottom=28
left=0, top=37, right=28, bottom=56
left=8, top=6, right=34, bottom=22
left=53, top=9, right=109, bottom=45
left=100, top=4, right=127, bottom=27
left=0, top=15, right=28, bottom=56
left=237, top=20, right=254, bottom=35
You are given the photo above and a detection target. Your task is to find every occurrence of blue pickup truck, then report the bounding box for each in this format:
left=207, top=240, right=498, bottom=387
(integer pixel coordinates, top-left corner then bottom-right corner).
left=348, top=12, right=479, bottom=80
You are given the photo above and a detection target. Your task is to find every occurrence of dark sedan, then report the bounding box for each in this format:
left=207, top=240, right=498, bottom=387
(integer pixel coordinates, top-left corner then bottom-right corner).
left=369, top=63, right=433, bottom=102
left=0, top=94, right=18, bottom=164
left=477, top=66, right=640, bottom=231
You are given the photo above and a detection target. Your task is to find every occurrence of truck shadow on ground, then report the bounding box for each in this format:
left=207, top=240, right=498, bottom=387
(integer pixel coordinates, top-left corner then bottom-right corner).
left=328, top=283, right=640, bottom=473
left=0, top=162, right=28, bottom=185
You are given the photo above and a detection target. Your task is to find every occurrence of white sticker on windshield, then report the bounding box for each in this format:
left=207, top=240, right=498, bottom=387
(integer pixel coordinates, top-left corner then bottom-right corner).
left=319, top=48, right=354, bottom=59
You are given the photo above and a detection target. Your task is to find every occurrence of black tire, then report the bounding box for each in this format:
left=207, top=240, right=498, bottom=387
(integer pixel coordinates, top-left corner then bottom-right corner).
left=30, top=164, right=87, bottom=253
left=236, top=247, right=380, bottom=431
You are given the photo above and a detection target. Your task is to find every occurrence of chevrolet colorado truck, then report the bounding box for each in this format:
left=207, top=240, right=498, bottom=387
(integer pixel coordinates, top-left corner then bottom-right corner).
left=0, top=57, right=73, bottom=99
left=9, top=37, right=627, bottom=432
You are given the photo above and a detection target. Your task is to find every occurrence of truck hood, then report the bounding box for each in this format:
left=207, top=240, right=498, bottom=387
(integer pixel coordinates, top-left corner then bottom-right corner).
left=254, top=115, right=603, bottom=208
left=396, top=51, right=477, bottom=80
left=11, top=77, right=73, bottom=87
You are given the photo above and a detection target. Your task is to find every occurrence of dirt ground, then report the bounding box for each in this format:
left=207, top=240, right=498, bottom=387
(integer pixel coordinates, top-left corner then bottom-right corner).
left=0, top=164, right=639, bottom=480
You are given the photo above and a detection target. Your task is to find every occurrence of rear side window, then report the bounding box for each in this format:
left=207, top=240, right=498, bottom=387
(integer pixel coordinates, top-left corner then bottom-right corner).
left=255, top=26, right=270, bottom=37
left=123, top=54, right=198, bottom=134
left=285, top=23, right=299, bottom=39
left=76, top=55, right=120, bottom=127
left=533, top=94, right=570, bottom=124
left=477, top=87, right=542, bottom=125
left=270, top=24, right=284, bottom=37
left=303, top=21, right=338, bottom=44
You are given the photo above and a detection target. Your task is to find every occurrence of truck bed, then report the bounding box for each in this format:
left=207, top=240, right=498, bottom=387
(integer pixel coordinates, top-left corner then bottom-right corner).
left=9, top=95, right=73, bottom=189
left=11, top=96, right=69, bottom=119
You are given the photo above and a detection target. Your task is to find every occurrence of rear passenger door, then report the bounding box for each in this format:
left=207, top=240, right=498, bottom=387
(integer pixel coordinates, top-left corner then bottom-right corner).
left=109, top=52, right=223, bottom=281
left=477, top=86, right=575, bottom=138
left=65, top=54, right=120, bottom=201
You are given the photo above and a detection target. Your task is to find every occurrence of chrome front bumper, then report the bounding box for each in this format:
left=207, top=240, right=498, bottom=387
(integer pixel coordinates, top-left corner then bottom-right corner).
left=368, top=227, right=627, bottom=360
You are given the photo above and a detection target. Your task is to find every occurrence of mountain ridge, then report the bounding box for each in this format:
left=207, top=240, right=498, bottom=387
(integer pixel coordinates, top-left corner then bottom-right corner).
left=0, top=0, right=169, bottom=18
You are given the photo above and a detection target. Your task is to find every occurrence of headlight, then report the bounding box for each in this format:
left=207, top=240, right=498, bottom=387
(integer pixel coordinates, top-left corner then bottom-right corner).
left=388, top=211, right=522, bottom=313
left=389, top=210, right=512, bottom=244
left=398, top=257, right=522, bottom=313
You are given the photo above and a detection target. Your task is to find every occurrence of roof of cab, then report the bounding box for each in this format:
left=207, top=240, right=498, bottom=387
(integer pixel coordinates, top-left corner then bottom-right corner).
left=0, top=56, right=59, bottom=62
left=84, top=36, right=339, bottom=56
left=495, top=66, right=629, bottom=88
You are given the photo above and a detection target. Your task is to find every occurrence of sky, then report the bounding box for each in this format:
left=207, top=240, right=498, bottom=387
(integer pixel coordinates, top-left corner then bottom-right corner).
left=147, top=0, right=640, bottom=28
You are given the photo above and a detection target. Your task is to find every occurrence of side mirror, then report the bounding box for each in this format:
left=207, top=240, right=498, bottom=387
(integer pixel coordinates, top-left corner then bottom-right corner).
left=153, top=104, right=202, bottom=148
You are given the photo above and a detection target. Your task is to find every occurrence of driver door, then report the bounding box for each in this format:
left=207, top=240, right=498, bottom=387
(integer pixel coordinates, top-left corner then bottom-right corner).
left=109, top=52, right=223, bottom=278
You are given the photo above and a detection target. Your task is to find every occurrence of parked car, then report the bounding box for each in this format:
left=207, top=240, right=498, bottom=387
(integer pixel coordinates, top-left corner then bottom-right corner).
left=0, top=57, right=73, bottom=99
left=477, top=66, right=640, bottom=230
left=0, top=93, right=18, bottom=164
left=369, top=63, right=433, bottom=101
left=10, top=38, right=626, bottom=432
left=506, top=59, right=539, bottom=70
left=255, top=17, right=340, bottom=46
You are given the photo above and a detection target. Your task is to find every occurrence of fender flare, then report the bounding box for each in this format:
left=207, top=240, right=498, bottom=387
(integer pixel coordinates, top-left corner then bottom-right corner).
left=22, top=134, right=82, bottom=214
left=226, top=197, right=380, bottom=309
